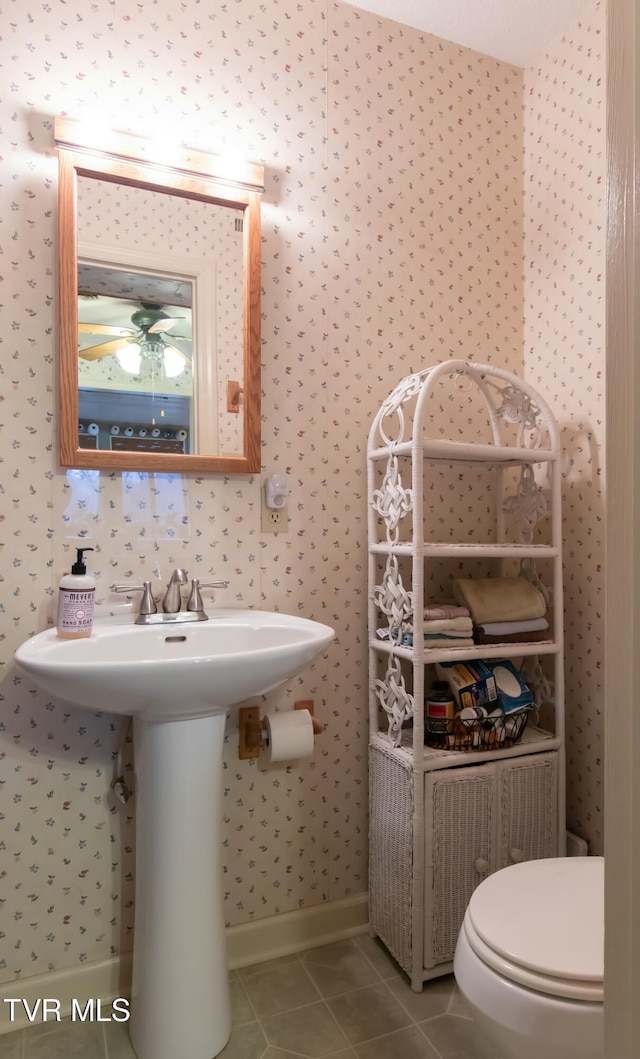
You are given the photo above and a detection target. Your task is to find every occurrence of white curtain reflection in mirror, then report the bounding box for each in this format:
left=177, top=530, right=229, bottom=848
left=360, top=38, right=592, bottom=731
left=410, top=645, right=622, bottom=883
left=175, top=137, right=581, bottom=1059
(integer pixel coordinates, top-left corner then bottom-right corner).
left=63, top=470, right=188, bottom=542
left=63, top=469, right=102, bottom=527
left=121, top=473, right=188, bottom=538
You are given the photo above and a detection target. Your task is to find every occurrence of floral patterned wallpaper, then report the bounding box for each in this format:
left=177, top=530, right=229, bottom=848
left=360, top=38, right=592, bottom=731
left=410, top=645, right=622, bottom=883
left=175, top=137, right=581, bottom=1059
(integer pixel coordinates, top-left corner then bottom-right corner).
left=0, top=0, right=601, bottom=988
left=523, top=0, right=605, bottom=854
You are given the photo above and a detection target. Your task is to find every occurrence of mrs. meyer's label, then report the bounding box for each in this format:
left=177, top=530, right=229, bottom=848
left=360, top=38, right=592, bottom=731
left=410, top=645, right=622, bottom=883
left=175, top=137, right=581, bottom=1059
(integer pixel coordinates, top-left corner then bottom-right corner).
left=57, top=588, right=95, bottom=631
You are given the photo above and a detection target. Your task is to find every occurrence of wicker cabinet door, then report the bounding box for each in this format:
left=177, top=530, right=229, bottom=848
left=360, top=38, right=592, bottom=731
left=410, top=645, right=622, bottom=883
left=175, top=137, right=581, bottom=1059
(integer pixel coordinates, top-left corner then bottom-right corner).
left=498, top=752, right=559, bottom=868
left=424, top=765, right=496, bottom=968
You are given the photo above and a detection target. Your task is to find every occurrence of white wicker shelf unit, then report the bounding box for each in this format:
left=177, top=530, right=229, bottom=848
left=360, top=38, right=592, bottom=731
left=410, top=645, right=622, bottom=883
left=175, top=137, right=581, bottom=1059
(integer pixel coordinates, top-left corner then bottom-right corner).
left=367, top=359, right=565, bottom=991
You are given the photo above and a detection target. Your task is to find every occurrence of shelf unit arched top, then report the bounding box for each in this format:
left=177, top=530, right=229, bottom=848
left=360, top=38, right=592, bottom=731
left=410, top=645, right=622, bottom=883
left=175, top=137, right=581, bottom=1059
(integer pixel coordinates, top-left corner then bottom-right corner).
left=367, top=360, right=561, bottom=462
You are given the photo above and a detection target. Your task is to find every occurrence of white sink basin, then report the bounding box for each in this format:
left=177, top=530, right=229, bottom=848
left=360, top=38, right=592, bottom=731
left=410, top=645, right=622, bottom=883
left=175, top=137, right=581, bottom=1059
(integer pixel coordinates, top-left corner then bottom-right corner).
left=15, top=608, right=335, bottom=721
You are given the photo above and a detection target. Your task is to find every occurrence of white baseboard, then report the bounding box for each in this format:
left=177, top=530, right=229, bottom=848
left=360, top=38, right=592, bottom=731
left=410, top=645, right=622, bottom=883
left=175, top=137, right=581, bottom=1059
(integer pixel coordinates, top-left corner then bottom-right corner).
left=227, top=891, right=369, bottom=970
left=0, top=893, right=369, bottom=1034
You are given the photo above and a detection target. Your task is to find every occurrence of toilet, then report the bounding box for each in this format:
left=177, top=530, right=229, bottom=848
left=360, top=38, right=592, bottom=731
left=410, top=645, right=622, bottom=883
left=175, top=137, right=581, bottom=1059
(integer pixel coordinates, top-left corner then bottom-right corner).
left=453, top=857, right=603, bottom=1059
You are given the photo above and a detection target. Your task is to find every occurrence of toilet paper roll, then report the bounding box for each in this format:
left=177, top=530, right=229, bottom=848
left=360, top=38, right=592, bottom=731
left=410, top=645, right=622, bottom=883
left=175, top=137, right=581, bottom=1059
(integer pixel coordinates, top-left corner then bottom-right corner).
left=261, top=709, right=315, bottom=764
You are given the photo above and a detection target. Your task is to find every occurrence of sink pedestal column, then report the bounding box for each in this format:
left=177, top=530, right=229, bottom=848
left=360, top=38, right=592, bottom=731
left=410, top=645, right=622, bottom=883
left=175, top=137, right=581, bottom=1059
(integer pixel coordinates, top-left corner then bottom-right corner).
left=129, top=712, right=231, bottom=1059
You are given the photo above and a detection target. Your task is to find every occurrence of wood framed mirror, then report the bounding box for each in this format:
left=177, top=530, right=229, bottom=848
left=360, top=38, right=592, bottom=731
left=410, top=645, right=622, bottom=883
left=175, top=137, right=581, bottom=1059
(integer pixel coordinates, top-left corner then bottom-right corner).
left=55, top=118, right=264, bottom=474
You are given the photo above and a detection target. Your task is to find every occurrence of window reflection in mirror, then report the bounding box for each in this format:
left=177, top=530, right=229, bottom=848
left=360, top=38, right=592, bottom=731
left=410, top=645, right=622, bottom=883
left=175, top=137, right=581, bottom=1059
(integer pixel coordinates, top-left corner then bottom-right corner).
left=78, top=265, right=195, bottom=455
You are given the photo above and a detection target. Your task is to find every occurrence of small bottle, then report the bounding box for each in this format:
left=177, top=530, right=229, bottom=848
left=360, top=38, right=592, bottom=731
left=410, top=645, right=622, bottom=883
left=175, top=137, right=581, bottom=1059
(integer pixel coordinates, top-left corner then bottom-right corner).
left=424, top=681, right=456, bottom=748
left=56, top=547, right=96, bottom=639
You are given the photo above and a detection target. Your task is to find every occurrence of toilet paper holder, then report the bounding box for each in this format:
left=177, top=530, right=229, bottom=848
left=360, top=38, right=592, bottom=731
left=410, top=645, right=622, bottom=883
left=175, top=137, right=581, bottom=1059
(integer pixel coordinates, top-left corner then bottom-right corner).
left=238, top=700, right=323, bottom=760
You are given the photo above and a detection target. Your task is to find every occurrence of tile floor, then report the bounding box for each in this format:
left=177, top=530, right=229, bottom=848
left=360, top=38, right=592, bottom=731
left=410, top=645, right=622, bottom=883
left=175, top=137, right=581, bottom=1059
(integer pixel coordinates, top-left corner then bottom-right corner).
left=0, top=935, right=502, bottom=1059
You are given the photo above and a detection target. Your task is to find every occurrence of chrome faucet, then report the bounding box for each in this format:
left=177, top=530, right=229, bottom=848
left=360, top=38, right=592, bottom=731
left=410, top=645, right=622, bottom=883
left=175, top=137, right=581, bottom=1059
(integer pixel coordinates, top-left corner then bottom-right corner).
left=162, top=568, right=188, bottom=613
left=114, top=571, right=229, bottom=625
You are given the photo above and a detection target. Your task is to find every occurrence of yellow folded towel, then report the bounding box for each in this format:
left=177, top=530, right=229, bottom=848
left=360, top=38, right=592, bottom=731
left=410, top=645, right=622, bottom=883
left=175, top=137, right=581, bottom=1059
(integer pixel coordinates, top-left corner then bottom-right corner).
left=453, top=576, right=546, bottom=624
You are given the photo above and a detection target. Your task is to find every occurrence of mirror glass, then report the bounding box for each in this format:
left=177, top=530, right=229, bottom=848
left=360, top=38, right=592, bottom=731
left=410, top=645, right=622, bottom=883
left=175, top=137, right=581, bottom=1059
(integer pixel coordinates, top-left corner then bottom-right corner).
left=77, top=261, right=196, bottom=455
left=56, top=121, right=263, bottom=474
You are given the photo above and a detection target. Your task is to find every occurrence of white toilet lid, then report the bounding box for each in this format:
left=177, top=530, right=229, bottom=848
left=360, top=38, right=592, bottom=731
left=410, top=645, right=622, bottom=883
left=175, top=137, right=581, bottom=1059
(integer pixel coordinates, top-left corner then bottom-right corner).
left=467, top=857, right=603, bottom=1000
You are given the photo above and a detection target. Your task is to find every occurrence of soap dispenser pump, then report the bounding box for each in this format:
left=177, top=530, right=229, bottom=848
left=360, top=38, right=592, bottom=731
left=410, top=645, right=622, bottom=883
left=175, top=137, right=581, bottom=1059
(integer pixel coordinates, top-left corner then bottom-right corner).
left=56, top=547, right=96, bottom=639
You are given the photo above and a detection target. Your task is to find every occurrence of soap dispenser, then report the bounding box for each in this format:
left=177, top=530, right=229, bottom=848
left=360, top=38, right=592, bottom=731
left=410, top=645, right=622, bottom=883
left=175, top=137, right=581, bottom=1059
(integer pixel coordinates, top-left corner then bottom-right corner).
left=56, top=547, right=96, bottom=639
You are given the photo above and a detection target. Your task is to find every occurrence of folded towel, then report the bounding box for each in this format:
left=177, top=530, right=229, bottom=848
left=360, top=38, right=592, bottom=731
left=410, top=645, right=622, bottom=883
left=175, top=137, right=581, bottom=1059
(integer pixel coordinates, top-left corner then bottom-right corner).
left=453, top=576, right=546, bottom=624
left=475, top=617, right=549, bottom=636
left=424, top=631, right=473, bottom=641
left=378, top=628, right=474, bottom=648
left=424, top=637, right=475, bottom=648
left=423, top=604, right=470, bottom=621
left=407, top=633, right=473, bottom=645
left=473, top=627, right=551, bottom=645
left=423, top=616, right=473, bottom=634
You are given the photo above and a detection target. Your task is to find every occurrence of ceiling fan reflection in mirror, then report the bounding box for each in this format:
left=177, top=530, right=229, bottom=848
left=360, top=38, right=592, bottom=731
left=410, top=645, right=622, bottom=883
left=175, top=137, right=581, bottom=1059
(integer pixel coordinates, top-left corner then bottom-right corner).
left=77, top=261, right=193, bottom=380
left=78, top=300, right=192, bottom=378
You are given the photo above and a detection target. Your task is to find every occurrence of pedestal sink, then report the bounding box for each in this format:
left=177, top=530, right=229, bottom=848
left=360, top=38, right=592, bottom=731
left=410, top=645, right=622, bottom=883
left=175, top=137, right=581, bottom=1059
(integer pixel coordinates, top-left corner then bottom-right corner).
left=15, top=609, right=335, bottom=1059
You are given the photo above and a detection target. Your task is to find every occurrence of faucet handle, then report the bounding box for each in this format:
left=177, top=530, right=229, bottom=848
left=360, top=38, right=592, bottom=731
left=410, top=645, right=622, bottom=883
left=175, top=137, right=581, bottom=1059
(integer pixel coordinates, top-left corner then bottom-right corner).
left=186, top=578, right=229, bottom=614
left=113, top=580, right=158, bottom=615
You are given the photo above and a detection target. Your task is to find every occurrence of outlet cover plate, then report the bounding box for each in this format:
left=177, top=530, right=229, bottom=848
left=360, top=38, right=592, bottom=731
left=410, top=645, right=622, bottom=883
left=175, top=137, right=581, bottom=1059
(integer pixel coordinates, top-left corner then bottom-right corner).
left=261, top=498, right=288, bottom=533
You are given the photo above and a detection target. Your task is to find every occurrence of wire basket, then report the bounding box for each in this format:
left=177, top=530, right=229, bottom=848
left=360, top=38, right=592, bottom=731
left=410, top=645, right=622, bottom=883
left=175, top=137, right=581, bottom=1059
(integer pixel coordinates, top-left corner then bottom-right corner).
left=424, top=706, right=531, bottom=752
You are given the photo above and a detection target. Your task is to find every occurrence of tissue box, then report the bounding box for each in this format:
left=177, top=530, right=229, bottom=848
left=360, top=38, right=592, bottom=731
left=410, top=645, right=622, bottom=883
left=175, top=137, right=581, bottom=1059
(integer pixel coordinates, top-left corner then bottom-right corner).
left=438, top=658, right=534, bottom=714
left=483, top=660, right=534, bottom=713
left=436, top=660, right=498, bottom=712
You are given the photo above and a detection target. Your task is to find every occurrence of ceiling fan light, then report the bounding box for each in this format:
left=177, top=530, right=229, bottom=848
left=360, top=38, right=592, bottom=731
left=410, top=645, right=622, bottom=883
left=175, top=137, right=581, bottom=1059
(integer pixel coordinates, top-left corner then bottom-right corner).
left=161, top=345, right=187, bottom=378
left=116, top=343, right=142, bottom=374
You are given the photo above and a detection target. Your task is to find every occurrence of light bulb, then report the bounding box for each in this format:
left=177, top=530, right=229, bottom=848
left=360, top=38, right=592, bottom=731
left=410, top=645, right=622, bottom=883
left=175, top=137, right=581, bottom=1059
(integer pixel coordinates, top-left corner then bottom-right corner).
left=116, top=343, right=142, bottom=374
left=161, top=345, right=186, bottom=378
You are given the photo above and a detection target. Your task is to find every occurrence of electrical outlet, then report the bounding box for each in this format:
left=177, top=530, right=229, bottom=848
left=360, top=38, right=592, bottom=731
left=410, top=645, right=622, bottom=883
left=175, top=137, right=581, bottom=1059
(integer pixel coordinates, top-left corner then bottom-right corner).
left=261, top=499, right=288, bottom=533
